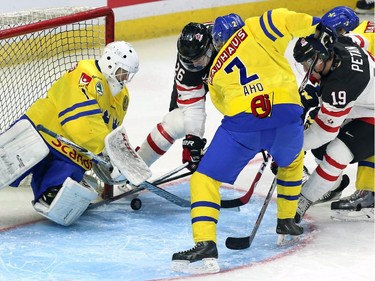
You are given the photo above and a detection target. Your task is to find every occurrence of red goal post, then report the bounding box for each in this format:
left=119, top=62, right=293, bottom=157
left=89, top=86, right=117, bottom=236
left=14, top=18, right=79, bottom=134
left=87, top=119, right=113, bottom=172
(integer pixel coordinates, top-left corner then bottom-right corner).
left=0, top=6, right=115, bottom=197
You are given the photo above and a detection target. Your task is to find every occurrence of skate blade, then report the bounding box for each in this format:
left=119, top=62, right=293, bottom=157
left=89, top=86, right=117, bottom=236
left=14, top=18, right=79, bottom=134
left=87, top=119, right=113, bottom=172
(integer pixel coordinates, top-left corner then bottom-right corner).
left=331, top=209, right=374, bottom=222
left=172, top=258, right=220, bottom=274
left=189, top=258, right=220, bottom=274
left=277, top=234, right=300, bottom=246
left=171, top=260, right=189, bottom=273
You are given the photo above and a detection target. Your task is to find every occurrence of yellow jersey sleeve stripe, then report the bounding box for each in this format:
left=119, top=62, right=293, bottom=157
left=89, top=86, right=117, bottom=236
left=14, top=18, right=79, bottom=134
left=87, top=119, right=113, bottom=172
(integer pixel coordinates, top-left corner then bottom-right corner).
left=260, top=10, right=284, bottom=41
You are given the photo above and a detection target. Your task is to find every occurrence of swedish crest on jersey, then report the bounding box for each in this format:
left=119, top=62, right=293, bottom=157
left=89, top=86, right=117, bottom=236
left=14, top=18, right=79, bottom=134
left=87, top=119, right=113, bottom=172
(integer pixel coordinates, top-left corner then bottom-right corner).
left=96, top=81, right=104, bottom=96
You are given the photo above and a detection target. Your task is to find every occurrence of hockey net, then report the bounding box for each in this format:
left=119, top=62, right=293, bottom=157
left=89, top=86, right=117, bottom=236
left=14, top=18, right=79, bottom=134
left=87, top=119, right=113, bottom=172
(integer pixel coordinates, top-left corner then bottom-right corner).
left=0, top=6, right=115, bottom=198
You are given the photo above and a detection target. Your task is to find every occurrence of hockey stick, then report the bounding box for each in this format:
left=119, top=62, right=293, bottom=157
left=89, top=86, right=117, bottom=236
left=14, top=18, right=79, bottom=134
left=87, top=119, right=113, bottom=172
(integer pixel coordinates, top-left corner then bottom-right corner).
left=298, top=56, right=318, bottom=94
left=152, top=163, right=189, bottom=185
left=89, top=185, right=144, bottom=208
left=90, top=166, right=191, bottom=208
left=37, top=124, right=191, bottom=207
left=221, top=151, right=270, bottom=209
left=225, top=177, right=277, bottom=250
left=37, top=124, right=112, bottom=168
left=152, top=171, right=192, bottom=187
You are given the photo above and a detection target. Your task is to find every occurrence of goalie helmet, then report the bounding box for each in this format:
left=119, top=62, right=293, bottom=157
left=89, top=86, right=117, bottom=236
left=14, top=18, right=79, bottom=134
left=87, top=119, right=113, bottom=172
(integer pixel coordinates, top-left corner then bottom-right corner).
left=321, top=6, right=359, bottom=34
left=177, top=23, right=213, bottom=72
left=98, top=41, right=139, bottom=96
left=212, top=13, right=245, bottom=51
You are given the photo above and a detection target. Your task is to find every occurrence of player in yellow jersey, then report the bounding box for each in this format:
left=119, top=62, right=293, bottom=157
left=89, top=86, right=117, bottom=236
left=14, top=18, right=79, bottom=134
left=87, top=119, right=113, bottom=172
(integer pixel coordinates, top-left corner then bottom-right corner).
left=172, top=9, right=335, bottom=273
left=0, top=41, right=139, bottom=226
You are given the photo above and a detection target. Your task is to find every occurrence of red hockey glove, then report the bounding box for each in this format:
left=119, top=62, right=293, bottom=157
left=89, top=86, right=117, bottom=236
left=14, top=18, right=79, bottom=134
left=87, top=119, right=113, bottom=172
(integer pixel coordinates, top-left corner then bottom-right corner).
left=182, top=134, right=207, bottom=171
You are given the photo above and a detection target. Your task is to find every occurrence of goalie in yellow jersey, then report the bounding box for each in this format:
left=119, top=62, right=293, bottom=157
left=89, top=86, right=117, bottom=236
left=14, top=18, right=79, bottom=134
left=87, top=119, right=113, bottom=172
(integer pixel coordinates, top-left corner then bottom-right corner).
left=171, top=9, right=336, bottom=273
left=0, top=41, right=140, bottom=226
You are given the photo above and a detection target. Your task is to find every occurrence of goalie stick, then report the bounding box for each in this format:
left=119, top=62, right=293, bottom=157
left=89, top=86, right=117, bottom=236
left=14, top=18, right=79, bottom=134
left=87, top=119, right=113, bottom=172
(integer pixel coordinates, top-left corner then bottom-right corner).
left=38, top=125, right=272, bottom=210
left=225, top=177, right=277, bottom=250
left=37, top=125, right=191, bottom=207
left=221, top=151, right=270, bottom=209
left=37, top=124, right=112, bottom=169
left=89, top=165, right=190, bottom=208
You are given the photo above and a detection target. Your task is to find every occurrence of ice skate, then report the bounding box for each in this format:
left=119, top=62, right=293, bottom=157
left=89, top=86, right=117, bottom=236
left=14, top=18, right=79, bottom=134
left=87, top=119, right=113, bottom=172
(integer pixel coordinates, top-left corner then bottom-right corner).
left=302, top=165, right=310, bottom=184
left=355, top=0, right=374, bottom=14
left=172, top=241, right=219, bottom=274
left=39, top=186, right=61, bottom=206
left=276, top=218, right=303, bottom=246
left=295, top=194, right=313, bottom=223
left=331, top=190, right=374, bottom=221
left=313, top=174, right=350, bottom=205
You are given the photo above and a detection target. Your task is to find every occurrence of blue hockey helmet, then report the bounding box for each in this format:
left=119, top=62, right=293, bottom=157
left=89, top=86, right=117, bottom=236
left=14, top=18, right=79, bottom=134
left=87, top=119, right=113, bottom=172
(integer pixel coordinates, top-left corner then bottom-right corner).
left=321, top=6, right=359, bottom=34
left=212, top=13, right=245, bottom=51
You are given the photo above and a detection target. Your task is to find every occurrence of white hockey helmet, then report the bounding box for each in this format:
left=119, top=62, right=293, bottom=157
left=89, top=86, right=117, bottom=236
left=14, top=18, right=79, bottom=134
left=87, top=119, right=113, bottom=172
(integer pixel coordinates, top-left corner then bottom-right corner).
left=98, top=41, right=139, bottom=96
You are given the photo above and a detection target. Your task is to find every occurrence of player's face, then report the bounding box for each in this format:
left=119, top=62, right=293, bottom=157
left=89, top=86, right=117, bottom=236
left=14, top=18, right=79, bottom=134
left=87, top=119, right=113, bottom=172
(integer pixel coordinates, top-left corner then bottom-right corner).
left=116, top=68, right=129, bottom=82
left=191, top=53, right=211, bottom=69
left=115, top=67, right=134, bottom=86
left=179, top=45, right=213, bottom=72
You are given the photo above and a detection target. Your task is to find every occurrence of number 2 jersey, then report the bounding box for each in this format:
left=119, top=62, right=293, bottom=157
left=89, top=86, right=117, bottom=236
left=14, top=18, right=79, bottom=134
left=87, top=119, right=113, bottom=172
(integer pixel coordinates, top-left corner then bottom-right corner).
left=208, top=8, right=320, bottom=131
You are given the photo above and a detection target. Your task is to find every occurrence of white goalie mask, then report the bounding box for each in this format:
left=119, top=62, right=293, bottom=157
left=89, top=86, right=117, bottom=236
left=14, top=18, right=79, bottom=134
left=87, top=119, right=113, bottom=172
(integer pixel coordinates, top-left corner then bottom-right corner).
left=98, top=41, right=139, bottom=96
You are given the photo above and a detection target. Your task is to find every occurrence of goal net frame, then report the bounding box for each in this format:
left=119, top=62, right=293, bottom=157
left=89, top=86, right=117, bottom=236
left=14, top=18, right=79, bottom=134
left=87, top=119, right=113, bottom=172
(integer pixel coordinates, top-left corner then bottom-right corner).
left=0, top=6, right=115, bottom=198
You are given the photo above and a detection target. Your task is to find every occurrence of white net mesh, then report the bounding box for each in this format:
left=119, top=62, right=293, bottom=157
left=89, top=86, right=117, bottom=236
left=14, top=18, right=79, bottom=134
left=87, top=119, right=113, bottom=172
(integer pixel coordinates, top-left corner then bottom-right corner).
left=0, top=7, right=109, bottom=133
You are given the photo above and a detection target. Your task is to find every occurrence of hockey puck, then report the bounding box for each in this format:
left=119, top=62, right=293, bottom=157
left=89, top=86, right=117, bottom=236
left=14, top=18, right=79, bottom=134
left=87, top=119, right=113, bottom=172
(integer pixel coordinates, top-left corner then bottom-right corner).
left=130, top=198, right=142, bottom=210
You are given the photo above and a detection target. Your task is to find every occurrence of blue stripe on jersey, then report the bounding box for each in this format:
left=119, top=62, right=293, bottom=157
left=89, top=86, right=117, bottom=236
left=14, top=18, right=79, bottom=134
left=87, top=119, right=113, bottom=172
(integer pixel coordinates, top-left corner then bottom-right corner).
left=277, top=178, right=302, bottom=186
left=192, top=216, right=218, bottom=224
left=58, top=100, right=98, bottom=118
left=191, top=201, right=221, bottom=210
left=267, top=10, right=283, bottom=38
left=260, top=14, right=277, bottom=41
left=60, top=109, right=102, bottom=126
left=358, top=160, right=375, bottom=169
left=277, top=194, right=300, bottom=201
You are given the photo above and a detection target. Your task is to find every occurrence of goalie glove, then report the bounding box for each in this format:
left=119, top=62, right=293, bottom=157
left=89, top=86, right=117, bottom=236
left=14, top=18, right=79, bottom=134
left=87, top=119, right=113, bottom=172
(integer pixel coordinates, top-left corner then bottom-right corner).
left=182, top=134, right=207, bottom=172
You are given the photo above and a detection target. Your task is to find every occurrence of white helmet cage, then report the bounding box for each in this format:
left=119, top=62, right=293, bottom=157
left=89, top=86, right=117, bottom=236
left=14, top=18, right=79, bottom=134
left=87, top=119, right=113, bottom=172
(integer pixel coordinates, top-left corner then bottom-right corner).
left=98, top=41, right=139, bottom=96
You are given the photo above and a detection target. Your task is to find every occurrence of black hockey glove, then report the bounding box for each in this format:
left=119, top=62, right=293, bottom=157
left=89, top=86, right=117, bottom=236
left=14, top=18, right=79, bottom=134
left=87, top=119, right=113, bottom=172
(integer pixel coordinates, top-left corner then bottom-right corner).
left=319, top=24, right=336, bottom=47
left=270, top=160, right=278, bottom=176
left=304, top=107, right=320, bottom=130
left=301, top=84, right=320, bottom=109
left=301, top=84, right=320, bottom=118
left=182, top=134, right=207, bottom=172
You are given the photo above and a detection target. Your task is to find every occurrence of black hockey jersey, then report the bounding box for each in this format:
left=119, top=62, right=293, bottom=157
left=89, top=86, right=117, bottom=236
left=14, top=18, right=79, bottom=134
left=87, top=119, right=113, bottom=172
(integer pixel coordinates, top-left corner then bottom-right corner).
left=304, top=36, right=374, bottom=150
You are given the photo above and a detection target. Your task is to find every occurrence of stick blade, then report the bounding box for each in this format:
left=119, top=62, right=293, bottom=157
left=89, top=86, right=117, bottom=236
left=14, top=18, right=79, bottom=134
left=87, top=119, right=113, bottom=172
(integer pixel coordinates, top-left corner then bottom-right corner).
left=225, top=236, right=250, bottom=250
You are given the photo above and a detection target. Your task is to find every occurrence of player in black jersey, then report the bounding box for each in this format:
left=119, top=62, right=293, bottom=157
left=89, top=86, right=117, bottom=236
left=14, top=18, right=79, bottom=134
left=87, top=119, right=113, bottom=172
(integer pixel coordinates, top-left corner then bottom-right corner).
left=293, top=35, right=375, bottom=222
left=136, top=15, right=244, bottom=172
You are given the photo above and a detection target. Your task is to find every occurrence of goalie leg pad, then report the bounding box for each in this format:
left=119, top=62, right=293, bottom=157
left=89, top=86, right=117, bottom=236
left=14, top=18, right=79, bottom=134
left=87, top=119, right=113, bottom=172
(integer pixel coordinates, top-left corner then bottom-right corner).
left=0, top=119, right=49, bottom=190
left=33, top=177, right=98, bottom=226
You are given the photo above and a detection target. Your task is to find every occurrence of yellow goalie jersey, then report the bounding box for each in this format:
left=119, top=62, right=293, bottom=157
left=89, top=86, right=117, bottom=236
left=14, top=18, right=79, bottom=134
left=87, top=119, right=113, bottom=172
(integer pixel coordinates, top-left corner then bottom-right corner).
left=26, top=60, right=129, bottom=170
left=208, top=8, right=320, bottom=130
